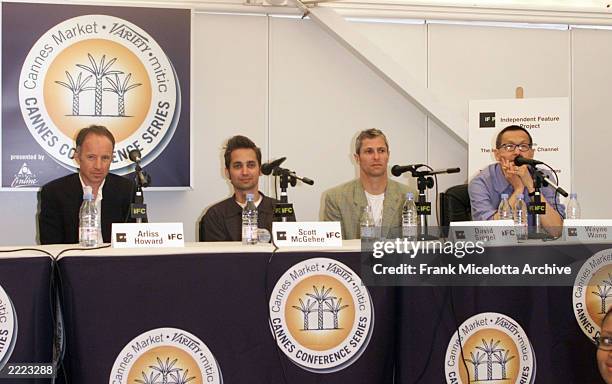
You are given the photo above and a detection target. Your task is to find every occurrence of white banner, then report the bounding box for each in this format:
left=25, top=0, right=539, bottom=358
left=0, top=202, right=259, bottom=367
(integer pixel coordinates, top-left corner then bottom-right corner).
left=468, top=97, right=571, bottom=198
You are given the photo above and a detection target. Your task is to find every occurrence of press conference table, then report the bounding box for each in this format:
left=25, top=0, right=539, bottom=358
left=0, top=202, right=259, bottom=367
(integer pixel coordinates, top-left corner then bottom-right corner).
left=0, top=240, right=609, bottom=383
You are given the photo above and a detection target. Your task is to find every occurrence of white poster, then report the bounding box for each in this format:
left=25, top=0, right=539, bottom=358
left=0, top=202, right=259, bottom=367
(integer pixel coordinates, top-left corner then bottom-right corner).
left=468, top=97, right=571, bottom=197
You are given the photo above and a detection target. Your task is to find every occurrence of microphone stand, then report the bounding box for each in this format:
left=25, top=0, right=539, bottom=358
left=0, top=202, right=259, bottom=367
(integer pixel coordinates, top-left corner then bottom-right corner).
left=130, top=163, right=150, bottom=223
left=273, top=168, right=297, bottom=222
left=271, top=167, right=313, bottom=222
left=528, top=167, right=567, bottom=240
left=410, top=169, right=437, bottom=241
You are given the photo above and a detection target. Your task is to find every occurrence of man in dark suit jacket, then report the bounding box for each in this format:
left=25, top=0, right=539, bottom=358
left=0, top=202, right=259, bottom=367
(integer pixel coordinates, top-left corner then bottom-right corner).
left=38, top=125, right=135, bottom=244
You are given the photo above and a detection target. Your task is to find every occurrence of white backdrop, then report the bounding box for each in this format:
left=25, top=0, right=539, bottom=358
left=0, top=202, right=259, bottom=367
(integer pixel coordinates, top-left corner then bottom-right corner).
left=1, top=13, right=611, bottom=245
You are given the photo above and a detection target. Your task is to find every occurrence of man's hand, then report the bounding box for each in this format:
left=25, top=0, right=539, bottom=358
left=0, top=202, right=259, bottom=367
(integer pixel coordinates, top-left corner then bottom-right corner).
left=500, top=158, right=526, bottom=192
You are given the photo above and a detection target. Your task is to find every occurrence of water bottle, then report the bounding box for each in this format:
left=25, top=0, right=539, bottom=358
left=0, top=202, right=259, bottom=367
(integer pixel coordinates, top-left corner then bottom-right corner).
left=79, top=186, right=99, bottom=247
left=242, top=193, right=258, bottom=245
left=498, top=193, right=513, bottom=220
left=402, top=192, right=417, bottom=240
left=567, top=193, right=581, bottom=219
left=514, top=194, right=528, bottom=240
left=360, top=205, right=376, bottom=241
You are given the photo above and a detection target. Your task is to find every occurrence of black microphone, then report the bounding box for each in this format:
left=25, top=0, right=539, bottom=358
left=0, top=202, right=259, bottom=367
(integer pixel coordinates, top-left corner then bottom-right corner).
left=128, top=149, right=142, bottom=163
left=261, top=157, right=287, bottom=175
left=514, top=155, right=544, bottom=167
left=391, top=164, right=424, bottom=177
left=128, top=149, right=150, bottom=187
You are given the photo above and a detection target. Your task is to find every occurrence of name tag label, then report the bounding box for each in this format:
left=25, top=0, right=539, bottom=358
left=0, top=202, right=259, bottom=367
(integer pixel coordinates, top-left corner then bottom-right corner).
left=449, top=220, right=517, bottom=244
left=272, top=222, right=342, bottom=247
left=112, top=223, right=185, bottom=248
left=563, top=219, right=612, bottom=242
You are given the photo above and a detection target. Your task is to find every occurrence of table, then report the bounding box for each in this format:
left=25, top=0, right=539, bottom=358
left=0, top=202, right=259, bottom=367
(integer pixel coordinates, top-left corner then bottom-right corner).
left=1, top=240, right=610, bottom=383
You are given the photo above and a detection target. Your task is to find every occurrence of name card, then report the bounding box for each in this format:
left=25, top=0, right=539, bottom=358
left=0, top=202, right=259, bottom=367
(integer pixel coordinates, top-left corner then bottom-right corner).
left=272, top=221, right=342, bottom=247
left=112, top=223, right=185, bottom=248
left=563, top=219, right=612, bottom=242
left=449, top=220, right=517, bottom=245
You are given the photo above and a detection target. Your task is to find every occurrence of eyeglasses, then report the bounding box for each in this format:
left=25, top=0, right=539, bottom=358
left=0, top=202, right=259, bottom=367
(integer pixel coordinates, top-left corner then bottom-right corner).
left=596, top=336, right=612, bottom=351
left=498, top=143, right=533, bottom=152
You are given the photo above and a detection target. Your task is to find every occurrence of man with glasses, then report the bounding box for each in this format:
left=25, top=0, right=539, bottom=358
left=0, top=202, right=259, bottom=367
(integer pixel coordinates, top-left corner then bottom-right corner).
left=598, top=308, right=612, bottom=383
left=468, top=125, right=564, bottom=232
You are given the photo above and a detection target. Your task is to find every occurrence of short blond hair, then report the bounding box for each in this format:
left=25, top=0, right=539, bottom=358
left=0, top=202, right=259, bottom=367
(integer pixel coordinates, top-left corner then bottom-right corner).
left=355, top=128, right=389, bottom=154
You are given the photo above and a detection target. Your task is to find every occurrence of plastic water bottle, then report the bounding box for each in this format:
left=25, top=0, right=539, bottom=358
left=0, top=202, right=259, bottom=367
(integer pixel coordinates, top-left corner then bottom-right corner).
left=360, top=205, right=376, bottom=241
left=567, top=193, right=581, bottom=219
left=498, top=193, right=513, bottom=220
left=514, top=194, right=528, bottom=240
left=402, top=192, right=417, bottom=240
left=242, top=193, right=258, bottom=245
left=79, top=186, right=99, bottom=247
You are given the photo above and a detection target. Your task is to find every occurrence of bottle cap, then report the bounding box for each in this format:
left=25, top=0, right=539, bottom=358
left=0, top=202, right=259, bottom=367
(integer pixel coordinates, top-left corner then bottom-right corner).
left=570, top=193, right=577, bottom=199
left=246, top=193, right=254, bottom=201
left=406, top=192, right=414, bottom=200
left=517, top=194, right=524, bottom=200
left=501, top=193, right=509, bottom=199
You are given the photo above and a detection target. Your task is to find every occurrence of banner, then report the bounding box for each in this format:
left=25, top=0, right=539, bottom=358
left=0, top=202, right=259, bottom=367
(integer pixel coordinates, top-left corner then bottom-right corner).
left=1, top=2, right=191, bottom=189
left=468, top=97, right=571, bottom=196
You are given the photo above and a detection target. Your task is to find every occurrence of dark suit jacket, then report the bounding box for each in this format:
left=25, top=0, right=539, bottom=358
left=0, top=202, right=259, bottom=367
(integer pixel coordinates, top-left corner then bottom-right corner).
left=200, top=193, right=278, bottom=242
left=38, top=173, right=135, bottom=244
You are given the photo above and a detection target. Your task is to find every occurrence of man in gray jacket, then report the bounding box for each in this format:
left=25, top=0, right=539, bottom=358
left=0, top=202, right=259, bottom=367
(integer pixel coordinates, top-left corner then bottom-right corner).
left=323, top=128, right=412, bottom=239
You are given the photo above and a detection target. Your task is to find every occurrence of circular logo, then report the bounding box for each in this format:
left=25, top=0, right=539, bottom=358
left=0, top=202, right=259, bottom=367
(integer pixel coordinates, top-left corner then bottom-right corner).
left=19, top=14, right=180, bottom=174
left=0, top=284, right=18, bottom=370
left=573, top=248, right=612, bottom=343
left=445, top=312, right=536, bottom=384
left=269, top=258, right=374, bottom=373
left=109, top=328, right=223, bottom=384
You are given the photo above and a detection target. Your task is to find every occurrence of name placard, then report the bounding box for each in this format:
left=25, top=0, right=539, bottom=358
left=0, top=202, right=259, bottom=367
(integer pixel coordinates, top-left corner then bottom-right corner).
left=449, top=220, right=517, bottom=245
left=272, top=221, right=342, bottom=247
left=112, top=223, right=185, bottom=248
left=563, top=219, right=612, bottom=242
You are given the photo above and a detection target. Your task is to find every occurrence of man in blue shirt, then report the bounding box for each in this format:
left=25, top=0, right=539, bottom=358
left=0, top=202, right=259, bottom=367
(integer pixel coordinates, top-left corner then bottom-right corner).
left=468, top=125, right=564, bottom=236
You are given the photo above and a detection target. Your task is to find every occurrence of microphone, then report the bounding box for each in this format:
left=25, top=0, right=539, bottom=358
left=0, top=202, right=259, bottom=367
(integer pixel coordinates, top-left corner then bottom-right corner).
left=261, top=157, right=287, bottom=175
left=128, top=149, right=142, bottom=163
left=514, top=155, right=544, bottom=167
left=391, top=164, right=424, bottom=177
left=128, top=149, right=150, bottom=187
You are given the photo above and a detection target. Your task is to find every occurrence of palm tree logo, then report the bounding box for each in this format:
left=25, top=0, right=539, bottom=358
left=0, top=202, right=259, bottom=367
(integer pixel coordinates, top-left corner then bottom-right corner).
left=474, top=338, right=503, bottom=381
left=462, top=338, right=515, bottom=382
left=292, top=285, right=349, bottom=331
left=325, top=298, right=349, bottom=329
left=292, top=298, right=316, bottom=331
left=493, top=349, right=515, bottom=380
left=76, top=53, right=123, bottom=116
left=592, top=273, right=612, bottom=314
left=133, top=356, right=196, bottom=384
left=54, top=71, right=93, bottom=115
left=104, top=73, right=142, bottom=116
left=55, top=53, right=145, bottom=118
left=465, top=351, right=485, bottom=382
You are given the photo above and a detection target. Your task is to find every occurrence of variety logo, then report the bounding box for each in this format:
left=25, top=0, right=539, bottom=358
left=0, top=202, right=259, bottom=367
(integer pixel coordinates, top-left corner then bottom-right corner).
left=573, top=248, right=612, bottom=343
left=10, top=162, right=39, bottom=188
left=19, top=14, right=180, bottom=174
left=109, top=327, right=222, bottom=384
left=445, top=312, right=536, bottom=383
left=0, top=284, right=18, bottom=371
left=269, top=258, right=373, bottom=373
